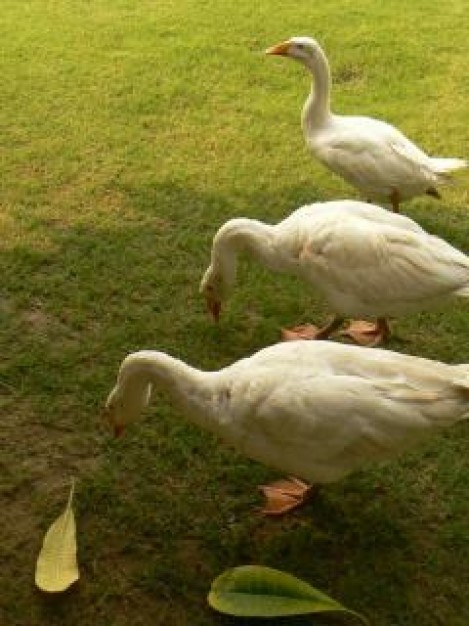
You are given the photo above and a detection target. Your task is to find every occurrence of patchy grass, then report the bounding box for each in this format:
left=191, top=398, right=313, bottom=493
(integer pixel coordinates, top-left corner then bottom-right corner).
left=1, top=1, right=468, bottom=625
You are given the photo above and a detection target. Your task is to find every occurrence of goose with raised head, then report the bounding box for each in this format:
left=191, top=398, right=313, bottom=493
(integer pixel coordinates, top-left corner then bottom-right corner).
left=105, top=341, right=469, bottom=515
left=266, top=36, right=467, bottom=213
left=200, top=199, right=469, bottom=345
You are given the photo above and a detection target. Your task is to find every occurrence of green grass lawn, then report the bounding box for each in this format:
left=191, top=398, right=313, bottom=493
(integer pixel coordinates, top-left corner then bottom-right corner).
left=1, top=1, right=468, bottom=624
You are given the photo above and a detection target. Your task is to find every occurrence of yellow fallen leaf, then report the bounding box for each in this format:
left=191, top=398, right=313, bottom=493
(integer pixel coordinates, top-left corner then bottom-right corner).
left=35, top=479, right=79, bottom=593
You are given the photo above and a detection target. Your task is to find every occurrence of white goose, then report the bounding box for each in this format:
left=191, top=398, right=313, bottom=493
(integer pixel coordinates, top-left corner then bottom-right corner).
left=266, top=36, right=467, bottom=213
left=105, top=341, right=469, bottom=515
left=200, top=199, right=469, bottom=345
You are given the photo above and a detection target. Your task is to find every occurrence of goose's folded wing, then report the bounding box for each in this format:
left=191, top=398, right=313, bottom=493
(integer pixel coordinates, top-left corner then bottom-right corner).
left=314, top=125, right=435, bottom=189
left=247, top=375, right=448, bottom=481
left=301, top=221, right=469, bottom=303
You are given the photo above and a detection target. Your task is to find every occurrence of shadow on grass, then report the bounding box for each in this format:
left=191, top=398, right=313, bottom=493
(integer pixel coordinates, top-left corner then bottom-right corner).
left=2, top=179, right=469, bottom=625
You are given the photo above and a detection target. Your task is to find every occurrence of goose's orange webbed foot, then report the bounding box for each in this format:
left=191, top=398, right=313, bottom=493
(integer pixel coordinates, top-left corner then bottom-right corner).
left=259, top=477, right=316, bottom=516
left=340, top=318, right=390, bottom=347
left=281, top=324, right=323, bottom=341
left=281, top=316, right=344, bottom=342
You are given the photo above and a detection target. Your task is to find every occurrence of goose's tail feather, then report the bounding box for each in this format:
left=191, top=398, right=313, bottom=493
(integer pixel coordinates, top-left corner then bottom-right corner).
left=431, top=157, right=467, bottom=176
left=456, top=285, right=469, bottom=298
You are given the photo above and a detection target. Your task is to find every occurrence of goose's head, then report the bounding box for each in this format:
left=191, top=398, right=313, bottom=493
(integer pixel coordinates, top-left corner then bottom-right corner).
left=265, top=36, right=321, bottom=65
left=104, top=376, right=152, bottom=437
left=199, top=264, right=229, bottom=322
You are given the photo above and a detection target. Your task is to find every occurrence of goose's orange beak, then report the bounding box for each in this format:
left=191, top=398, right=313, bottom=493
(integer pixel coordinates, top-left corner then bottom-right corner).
left=265, top=41, right=290, bottom=56
left=206, top=297, right=221, bottom=322
left=101, top=407, right=125, bottom=437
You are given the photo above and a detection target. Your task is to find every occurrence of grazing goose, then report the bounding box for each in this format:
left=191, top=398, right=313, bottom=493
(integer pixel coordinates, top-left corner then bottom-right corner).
left=105, top=341, right=469, bottom=515
left=200, top=199, right=469, bottom=345
left=266, top=36, right=467, bottom=213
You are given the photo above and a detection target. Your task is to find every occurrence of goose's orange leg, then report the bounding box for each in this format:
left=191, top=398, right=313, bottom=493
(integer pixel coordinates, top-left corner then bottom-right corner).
left=390, top=189, right=400, bottom=213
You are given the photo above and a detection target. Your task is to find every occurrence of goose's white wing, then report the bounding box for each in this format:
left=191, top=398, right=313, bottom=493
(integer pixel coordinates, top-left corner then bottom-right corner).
left=299, top=213, right=469, bottom=315
left=311, top=117, right=439, bottom=198
left=230, top=371, right=462, bottom=484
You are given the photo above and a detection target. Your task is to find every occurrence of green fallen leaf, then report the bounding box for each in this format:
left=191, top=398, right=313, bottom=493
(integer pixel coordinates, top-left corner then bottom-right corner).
left=208, top=565, right=368, bottom=623
left=35, top=479, right=79, bottom=593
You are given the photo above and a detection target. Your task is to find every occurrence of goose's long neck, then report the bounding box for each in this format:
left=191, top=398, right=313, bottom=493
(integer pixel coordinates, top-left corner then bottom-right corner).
left=211, top=218, right=278, bottom=280
left=119, top=351, right=220, bottom=432
left=301, top=48, right=332, bottom=134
